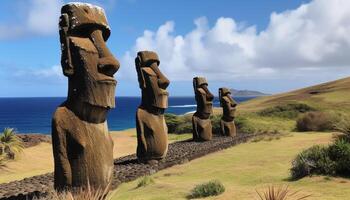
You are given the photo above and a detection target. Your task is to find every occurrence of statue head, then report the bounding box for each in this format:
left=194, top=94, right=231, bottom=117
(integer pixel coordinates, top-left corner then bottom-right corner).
left=193, top=77, right=214, bottom=119
left=135, top=51, right=170, bottom=113
left=59, top=3, right=120, bottom=110
left=219, top=87, right=237, bottom=120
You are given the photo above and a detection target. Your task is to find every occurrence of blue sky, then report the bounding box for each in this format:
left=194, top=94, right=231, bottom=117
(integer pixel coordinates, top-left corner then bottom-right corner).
left=1, top=0, right=350, bottom=97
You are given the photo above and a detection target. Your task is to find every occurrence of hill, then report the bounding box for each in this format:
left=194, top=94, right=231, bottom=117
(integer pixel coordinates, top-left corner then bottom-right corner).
left=237, top=76, right=350, bottom=113
left=230, top=89, right=269, bottom=97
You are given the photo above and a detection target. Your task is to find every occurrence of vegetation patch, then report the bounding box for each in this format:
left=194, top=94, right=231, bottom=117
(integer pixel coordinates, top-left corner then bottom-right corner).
left=136, top=176, right=155, bottom=188
left=256, top=185, right=311, bottom=200
left=165, top=113, right=192, bottom=134
left=187, top=180, right=225, bottom=199
left=291, top=118, right=350, bottom=179
left=0, top=128, right=24, bottom=163
left=258, top=103, right=316, bottom=119
left=296, top=111, right=335, bottom=132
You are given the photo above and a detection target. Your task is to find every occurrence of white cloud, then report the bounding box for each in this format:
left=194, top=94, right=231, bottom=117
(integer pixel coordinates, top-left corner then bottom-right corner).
left=27, top=0, right=63, bottom=35
left=119, top=0, right=350, bottom=82
left=0, top=0, right=64, bottom=39
left=14, top=65, right=65, bottom=84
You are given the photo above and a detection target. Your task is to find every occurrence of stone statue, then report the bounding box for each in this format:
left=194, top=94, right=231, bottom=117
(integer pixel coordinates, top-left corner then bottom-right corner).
left=52, top=3, right=119, bottom=191
left=192, top=77, right=214, bottom=141
left=135, top=51, right=170, bottom=163
left=219, top=88, right=237, bottom=137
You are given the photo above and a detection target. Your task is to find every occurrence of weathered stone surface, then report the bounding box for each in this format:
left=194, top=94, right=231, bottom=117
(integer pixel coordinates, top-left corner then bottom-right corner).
left=135, top=51, right=170, bottom=163
left=192, top=77, right=214, bottom=141
left=52, top=3, right=119, bottom=191
left=0, top=133, right=262, bottom=200
left=219, top=87, right=237, bottom=137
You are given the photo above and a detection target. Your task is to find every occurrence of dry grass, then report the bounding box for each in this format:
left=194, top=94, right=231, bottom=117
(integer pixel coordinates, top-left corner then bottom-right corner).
left=256, top=185, right=311, bottom=200
left=34, top=182, right=115, bottom=200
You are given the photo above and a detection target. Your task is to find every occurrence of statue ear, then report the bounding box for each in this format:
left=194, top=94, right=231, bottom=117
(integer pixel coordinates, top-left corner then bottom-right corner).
left=219, top=89, right=223, bottom=107
left=135, top=56, right=146, bottom=89
left=193, top=78, right=197, bottom=94
left=59, top=14, right=74, bottom=77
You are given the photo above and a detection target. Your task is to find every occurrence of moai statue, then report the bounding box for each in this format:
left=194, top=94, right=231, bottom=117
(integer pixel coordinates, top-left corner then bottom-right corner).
left=219, top=88, right=237, bottom=137
left=135, top=51, right=170, bottom=163
left=192, top=77, right=214, bottom=141
left=52, top=3, right=120, bottom=191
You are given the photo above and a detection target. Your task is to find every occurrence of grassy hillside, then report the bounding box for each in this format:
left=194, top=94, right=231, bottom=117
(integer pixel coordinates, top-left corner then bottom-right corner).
left=212, top=77, right=350, bottom=134
left=112, top=132, right=350, bottom=200
left=237, top=76, right=350, bottom=113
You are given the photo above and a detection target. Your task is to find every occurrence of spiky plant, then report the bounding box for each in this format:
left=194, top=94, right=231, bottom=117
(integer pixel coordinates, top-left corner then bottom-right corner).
left=256, top=185, right=311, bottom=200
left=34, top=182, right=114, bottom=200
left=0, top=128, right=24, bottom=160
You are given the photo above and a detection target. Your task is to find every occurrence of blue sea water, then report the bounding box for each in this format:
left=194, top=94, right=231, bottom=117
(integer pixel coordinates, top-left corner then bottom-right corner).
left=0, top=97, right=255, bottom=134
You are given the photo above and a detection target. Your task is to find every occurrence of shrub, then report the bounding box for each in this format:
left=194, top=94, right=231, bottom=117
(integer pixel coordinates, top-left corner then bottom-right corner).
left=290, top=145, right=335, bottom=180
left=256, top=185, right=311, bottom=200
left=210, top=115, right=222, bottom=135
left=258, top=103, right=315, bottom=119
left=235, top=116, right=256, bottom=134
left=165, top=113, right=192, bottom=134
left=296, top=111, right=333, bottom=132
left=136, top=176, right=155, bottom=188
left=187, top=180, right=225, bottom=199
left=0, top=128, right=24, bottom=160
left=328, top=139, right=350, bottom=175
left=334, top=115, right=350, bottom=142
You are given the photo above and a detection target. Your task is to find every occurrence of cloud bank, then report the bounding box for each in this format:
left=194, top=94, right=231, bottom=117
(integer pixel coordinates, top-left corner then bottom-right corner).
left=120, top=0, right=350, bottom=82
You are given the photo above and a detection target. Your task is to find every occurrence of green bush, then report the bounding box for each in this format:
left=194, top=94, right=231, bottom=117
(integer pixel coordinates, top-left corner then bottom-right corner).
left=334, top=115, right=350, bottom=142
left=0, top=128, right=24, bottom=160
left=235, top=116, right=256, bottom=134
left=210, top=115, right=222, bottom=135
left=290, top=145, right=336, bottom=180
left=258, top=103, right=315, bottom=119
left=136, top=176, right=155, bottom=188
left=328, top=139, right=350, bottom=175
left=187, top=180, right=225, bottom=199
left=296, top=111, right=333, bottom=132
left=165, top=113, right=192, bottom=134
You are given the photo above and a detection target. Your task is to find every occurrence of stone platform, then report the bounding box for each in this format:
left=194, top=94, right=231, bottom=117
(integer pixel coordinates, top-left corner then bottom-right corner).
left=0, top=133, right=258, bottom=200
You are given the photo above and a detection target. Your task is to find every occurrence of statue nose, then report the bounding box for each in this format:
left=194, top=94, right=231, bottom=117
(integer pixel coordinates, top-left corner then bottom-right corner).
left=98, top=56, right=120, bottom=77
left=207, top=91, right=214, bottom=101
left=90, top=29, right=120, bottom=77
left=158, top=76, right=170, bottom=89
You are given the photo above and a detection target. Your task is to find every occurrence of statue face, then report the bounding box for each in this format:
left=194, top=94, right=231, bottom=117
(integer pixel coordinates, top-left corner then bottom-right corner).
left=194, top=77, right=214, bottom=118
left=136, top=51, right=170, bottom=110
left=60, top=4, right=120, bottom=109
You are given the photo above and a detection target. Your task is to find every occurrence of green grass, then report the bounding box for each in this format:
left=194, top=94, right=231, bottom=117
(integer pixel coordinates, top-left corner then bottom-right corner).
left=136, top=176, right=155, bottom=188
left=112, top=132, right=350, bottom=200
left=187, top=180, right=225, bottom=199
left=168, top=133, right=192, bottom=141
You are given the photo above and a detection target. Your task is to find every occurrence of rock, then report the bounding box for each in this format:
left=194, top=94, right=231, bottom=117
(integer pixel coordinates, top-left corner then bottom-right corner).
left=192, top=77, right=214, bottom=141
left=51, top=3, right=119, bottom=191
left=219, top=87, right=237, bottom=137
left=135, top=51, right=170, bottom=162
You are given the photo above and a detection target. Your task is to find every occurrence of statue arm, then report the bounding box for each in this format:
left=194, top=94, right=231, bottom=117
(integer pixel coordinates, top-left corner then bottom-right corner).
left=52, top=117, right=72, bottom=188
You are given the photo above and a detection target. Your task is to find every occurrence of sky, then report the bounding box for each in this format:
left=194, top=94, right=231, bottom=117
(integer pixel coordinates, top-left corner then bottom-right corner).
left=0, top=0, right=350, bottom=97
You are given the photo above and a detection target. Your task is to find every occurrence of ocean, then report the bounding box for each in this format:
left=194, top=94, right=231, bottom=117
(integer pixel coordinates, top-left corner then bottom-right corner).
left=0, top=97, right=255, bottom=134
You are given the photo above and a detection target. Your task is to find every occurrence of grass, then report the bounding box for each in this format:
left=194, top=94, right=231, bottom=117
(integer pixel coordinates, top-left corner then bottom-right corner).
left=255, top=185, right=311, bottom=200
left=136, top=176, right=155, bottom=188
left=111, top=132, right=350, bottom=200
left=187, top=180, right=225, bottom=199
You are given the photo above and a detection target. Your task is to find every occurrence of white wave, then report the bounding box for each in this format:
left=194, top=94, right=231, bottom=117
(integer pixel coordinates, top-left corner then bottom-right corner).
left=185, top=110, right=196, bottom=115
left=170, top=104, right=197, bottom=108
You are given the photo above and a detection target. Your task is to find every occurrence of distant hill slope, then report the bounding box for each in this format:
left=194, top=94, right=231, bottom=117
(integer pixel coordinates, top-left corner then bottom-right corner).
left=230, top=89, right=269, bottom=97
left=237, top=76, right=350, bottom=113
